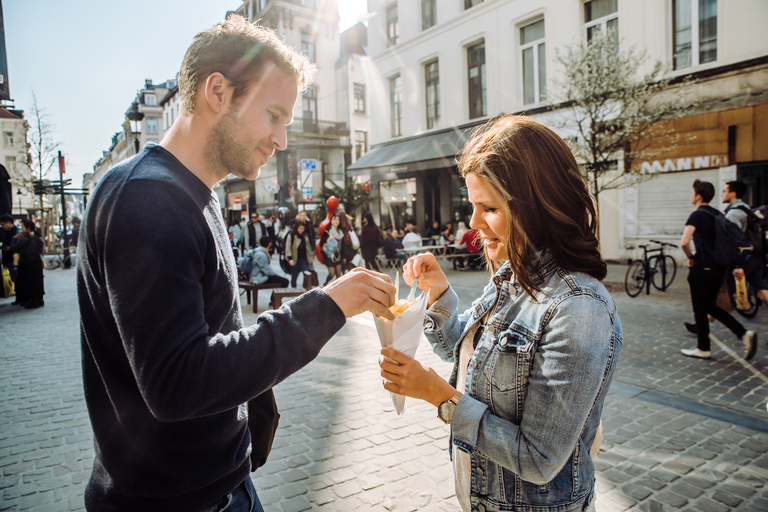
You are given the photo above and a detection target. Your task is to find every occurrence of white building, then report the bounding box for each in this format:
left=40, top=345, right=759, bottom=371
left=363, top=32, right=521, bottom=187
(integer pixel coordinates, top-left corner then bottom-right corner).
left=350, top=0, right=768, bottom=263
left=0, top=107, right=33, bottom=215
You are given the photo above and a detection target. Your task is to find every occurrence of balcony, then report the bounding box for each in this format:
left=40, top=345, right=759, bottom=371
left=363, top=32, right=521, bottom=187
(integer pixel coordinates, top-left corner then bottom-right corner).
left=288, top=117, right=349, bottom=137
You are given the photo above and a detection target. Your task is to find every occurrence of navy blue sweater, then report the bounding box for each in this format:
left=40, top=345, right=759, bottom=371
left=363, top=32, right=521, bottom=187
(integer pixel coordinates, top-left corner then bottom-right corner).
left=77, top=144, right=345, bottom=511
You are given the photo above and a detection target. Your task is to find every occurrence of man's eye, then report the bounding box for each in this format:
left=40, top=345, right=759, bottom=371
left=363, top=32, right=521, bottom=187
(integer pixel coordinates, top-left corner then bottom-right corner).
left=268, top=111, right=278, bottom=122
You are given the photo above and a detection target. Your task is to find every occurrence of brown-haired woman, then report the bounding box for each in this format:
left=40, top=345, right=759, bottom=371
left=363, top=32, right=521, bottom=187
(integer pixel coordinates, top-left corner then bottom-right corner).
left=379, top=115, right=623, bottom=512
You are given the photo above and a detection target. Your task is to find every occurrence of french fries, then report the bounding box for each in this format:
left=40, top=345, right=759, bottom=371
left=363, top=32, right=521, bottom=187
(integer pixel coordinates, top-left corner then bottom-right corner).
left=388, top=299, right=415, bottom=316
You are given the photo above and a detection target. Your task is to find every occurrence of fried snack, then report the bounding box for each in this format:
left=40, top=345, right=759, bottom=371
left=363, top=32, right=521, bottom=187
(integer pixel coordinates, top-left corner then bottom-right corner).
left=388, top=299, right=415, bottom=316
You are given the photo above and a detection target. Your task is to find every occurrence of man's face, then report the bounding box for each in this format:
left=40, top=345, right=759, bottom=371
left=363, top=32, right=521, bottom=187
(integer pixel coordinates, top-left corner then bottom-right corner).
left=250, top=214, right=258, bottom=223
left=206, top=64, right=298, bottom=181
left=721, top=185, right=733, bottom=204
left=691, top=189, right=700, bottom=206
left=1, top=221, right=12, bottom=231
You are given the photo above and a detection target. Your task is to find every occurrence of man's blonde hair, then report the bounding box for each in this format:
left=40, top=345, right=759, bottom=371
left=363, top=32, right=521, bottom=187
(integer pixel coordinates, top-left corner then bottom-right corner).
left=178, top=14, right=315, bottom=113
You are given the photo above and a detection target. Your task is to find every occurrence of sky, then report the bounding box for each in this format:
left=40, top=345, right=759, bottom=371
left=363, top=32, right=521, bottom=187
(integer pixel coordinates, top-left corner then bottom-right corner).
left=4, top=0, right=369, bottom=188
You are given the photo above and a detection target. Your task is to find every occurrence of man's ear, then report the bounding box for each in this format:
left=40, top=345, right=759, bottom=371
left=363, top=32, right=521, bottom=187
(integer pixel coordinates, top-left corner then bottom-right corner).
left=202, top=72, right=234, bottom=115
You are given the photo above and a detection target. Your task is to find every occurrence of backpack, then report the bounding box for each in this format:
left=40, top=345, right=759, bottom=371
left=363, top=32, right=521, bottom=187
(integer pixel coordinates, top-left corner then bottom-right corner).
left=323, top=237, right=341, bottom=263
left=239, top=249, right=255, bottom=276
left=733, top=205, right=768, bottom=257
left=701, top=208, right=752, bottom=268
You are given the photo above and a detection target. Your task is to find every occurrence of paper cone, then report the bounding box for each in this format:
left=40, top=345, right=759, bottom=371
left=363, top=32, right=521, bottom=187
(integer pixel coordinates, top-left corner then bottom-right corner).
left=373, top=291, right=429, bottom=414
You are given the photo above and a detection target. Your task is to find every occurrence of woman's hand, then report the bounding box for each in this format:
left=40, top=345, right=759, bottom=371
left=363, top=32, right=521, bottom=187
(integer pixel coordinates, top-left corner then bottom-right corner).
left=379, top=347, right=456, bottom=407
left=403, top=253, right=448, bottom=307
left=289, top=259, right=295, bottom=267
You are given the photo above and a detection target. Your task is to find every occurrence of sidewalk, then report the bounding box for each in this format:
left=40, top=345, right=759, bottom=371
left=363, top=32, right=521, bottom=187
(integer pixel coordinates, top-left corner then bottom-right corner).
left=0, top=262, right=767, bottom=511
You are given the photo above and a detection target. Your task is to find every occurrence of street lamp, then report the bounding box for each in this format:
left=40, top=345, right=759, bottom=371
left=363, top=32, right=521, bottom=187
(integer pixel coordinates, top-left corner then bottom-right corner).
left=126, top=100, right=144, bottom=154
left=16, top=188, right=22, bottom=215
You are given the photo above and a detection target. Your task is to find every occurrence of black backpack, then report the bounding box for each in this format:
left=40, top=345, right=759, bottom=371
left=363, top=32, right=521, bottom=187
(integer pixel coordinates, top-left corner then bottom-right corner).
left=701, top=208, right=752, bottom=268
left=733, top=204, right=768, bottom=257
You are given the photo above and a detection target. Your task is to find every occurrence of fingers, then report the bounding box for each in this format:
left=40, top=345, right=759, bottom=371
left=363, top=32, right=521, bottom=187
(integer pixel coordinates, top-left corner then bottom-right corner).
left=381, top=347, right=410, bottom=365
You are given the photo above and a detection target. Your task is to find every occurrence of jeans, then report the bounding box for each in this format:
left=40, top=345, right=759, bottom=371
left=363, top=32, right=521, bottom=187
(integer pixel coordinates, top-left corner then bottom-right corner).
left=290, top=258, right=310, bottom=287
left=687, top=265, right=746, bottom=351
left=199, top=477, right=264, bottom=512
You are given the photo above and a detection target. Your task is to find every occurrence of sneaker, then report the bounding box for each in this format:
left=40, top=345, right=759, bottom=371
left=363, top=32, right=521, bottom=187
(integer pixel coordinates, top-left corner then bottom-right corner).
left=681, top=347, right=711, bottom=359
left=742, top=330, right=757, bottom=361
left=684, top=322, right=698, bottom=335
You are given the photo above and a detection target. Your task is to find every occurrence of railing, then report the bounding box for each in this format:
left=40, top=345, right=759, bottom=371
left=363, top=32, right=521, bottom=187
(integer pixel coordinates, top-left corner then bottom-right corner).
left=288, top=117, right=349, bottom=136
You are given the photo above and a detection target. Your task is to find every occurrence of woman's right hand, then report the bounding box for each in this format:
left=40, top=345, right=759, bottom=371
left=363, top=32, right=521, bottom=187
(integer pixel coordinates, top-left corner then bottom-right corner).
left=289, top=260, right=295, bottom=267
left=404, top=253, right=448, bottom=307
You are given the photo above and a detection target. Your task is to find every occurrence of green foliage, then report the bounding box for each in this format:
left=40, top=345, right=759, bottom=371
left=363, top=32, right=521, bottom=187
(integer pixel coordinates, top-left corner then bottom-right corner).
left=316, top=180, right=377, bottom=224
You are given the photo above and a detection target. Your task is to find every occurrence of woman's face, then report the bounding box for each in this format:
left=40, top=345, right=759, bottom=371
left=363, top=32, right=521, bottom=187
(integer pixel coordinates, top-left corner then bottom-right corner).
left=297, top=224, right=306, bottom=235
left=331, top=216, right=340, bottom=227
left=466, top=173, right=508, bottom=262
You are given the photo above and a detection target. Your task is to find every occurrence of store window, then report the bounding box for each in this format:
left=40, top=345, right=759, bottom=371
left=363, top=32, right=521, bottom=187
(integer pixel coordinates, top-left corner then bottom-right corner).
left=425, top=60, right=440, bottom=129
left=673, top=0, right=717, bottom=70
left=584, top=0, right=618, bottom=44
left=354, top=83, right=366, bottom=113
left=520, top=18, right=546, bottom=105
left=468, top=42, right=486, bottom=119
left=422, top=0, right=436, bottom=30
left=387, top=4, right=399, bottom=47
left=390, top=75, right=402, bottom=137
left=380, top=178, right=416, bottom=230
left=355, top=130, right=368, bottom=160
left=451, top=174, right=472, bottom=225
left=301, top=32, right=315, bottom=62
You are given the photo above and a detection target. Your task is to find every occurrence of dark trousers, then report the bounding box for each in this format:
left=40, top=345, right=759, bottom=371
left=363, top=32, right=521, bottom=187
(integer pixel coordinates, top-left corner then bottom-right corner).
left=264, top=275, right=289, bottom=287
left=687, top=266, right=746, bottom=351
left=199, top=477, right=264, bottom=512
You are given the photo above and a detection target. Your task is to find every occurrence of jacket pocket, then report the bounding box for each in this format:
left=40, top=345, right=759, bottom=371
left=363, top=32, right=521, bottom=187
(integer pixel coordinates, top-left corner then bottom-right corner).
left=484, top=329, right=534, bottom=410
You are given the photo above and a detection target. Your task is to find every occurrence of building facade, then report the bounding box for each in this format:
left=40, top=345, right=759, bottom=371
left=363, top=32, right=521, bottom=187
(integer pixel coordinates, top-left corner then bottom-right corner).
left=0, top=107, right=34, bottom=215
left=350, top=0, right=768, bottom=262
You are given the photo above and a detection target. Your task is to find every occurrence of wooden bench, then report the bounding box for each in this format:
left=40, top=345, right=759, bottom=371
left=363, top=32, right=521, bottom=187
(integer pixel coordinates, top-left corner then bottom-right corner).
left=270, top=287, right=308, bottom=309
left=239, top=282, right=283, bottom=313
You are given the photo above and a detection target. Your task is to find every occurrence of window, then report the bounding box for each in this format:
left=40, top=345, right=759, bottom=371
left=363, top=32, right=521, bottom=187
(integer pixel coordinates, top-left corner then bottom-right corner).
left=422, top=0, right=436, bottom=30
left=386, top=5, right=399, bottom=47
left=303, top=86, right=317, bottom=123
left=5, top=156, right=16, bottom=175
left=584, top=0, right=618, bottom=44
left=468, top=42, right=486, bottom=119
left=3, top=131, right=12, bottom=148
left=464, top=0, right=483, bottom=9
left=673, top=0, right=717, bottom=70
left=146, top=119, right=158, bottom=134
left=353, top=83, right=366, bottom=113
left=301, top=32, right=315, bottom=62
left=390, top=75, right=402, bottom=137
left=144, top=94, right=157, bottom=106
left=355, top=130, right=368, bottom=159
left=520, top=19, right=546, bottom=105
left=425, top=60, right=440, bottom=129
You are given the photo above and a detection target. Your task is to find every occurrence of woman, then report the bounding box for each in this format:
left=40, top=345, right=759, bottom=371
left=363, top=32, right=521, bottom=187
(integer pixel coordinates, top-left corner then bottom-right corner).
left=359, top=212, right=382, bottom=272
left=379, top=115, right=622, bottom=512
left=454, top=221, right=468, bottom=243
left=401, top=226, right=422, bottom=249
left=320, top=214, right=345, bottom=285
left=11, top=219, right=45, bottom=309
left=337, top=211, right=359, bottom=274
left=286, top=220, right=313, bottom=288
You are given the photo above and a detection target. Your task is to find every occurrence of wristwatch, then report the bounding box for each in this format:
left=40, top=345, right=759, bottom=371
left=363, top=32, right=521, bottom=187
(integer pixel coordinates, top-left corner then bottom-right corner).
left=437, top=391, right=463, bottom=424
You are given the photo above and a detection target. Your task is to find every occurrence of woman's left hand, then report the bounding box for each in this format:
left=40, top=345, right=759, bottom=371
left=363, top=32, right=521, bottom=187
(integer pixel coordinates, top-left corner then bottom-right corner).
left=379, top=347, right=456, bottom=407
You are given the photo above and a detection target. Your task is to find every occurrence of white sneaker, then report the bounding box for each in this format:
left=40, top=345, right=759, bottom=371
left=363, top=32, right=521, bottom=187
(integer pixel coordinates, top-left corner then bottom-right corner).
left=742, top=330, right=757, bottom=361
left=681, top=347, right=711, bottom=359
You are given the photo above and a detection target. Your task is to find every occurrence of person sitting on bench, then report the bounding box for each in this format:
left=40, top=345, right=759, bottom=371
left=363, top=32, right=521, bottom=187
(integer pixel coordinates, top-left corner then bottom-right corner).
left=251, top=236, right=289, bottom=287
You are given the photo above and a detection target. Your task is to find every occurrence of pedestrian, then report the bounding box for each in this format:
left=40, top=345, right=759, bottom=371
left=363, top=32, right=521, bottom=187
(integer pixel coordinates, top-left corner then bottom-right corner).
left=76, top=16, right=396, bottom=512
left=285, top=220, right=313, bottom=287
left=454, top=221, right=468, bottom=243
left=249, top=236, right=288, bottom=287
left=378, top=115, right=621, bottom=512
left=401, top=225, right=422, bottom=249
left=228, top=217, right=243, bottom=257
left=295, top=209, right=315, bottom=248
left=320, top=213, right=344, bottom=285
left=0, top=213, right=18, bottom=277
left=425, top=220, right=441, bottom=243
left=360, top=212, right=382, bottom=271
left=11, top=219, right=45, bottom=309
left=383, top=227, right=407, bottom=267
left=679, top=179, right=757, bottom=360
left=69, top=217, right=81, bottom=247
left=244, top=210, right=266, bottom=250
left=454, top=228, right=482, bottom=270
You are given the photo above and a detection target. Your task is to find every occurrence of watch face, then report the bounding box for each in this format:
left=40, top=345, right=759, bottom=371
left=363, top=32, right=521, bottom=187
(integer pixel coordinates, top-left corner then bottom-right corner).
left=438, top=401, right=455, bottom=423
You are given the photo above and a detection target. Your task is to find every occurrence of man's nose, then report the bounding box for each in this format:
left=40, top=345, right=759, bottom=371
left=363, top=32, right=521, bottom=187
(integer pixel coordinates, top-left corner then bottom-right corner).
left=272, top=126, right=288, bottom=151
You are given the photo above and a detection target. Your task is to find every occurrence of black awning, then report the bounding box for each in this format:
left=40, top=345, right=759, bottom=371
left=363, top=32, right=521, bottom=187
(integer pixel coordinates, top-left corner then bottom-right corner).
left=347, top=121, right=486, bottom=175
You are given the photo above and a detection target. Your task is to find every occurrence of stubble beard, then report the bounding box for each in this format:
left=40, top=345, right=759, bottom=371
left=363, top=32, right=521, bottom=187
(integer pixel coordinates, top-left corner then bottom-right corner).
left=205, top=111, right=260, bottom=182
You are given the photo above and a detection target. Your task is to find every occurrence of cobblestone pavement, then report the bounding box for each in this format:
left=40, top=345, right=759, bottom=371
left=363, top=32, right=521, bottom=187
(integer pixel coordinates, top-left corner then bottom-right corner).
left=1, top=261, right=767, bottom=511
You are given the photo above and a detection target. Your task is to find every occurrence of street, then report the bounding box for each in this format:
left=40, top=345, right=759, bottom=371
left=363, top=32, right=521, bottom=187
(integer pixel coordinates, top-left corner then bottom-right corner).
left=1, top=260, right=767, bottom=511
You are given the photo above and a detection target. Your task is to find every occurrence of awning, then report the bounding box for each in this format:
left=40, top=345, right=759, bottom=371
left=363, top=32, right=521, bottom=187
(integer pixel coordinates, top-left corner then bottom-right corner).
left=347, top=121, right=487, bottom=175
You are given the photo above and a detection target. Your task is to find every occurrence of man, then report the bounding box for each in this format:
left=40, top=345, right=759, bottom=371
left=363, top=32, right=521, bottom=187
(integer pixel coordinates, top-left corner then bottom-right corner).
left=0, top=213, right=18, bottom=276
left=249, top=236, right=288, bottom=287
left=77, top=16, right=395, bottom=512
left=679, top=179, right=756, bottom=360
left=11, top=219, right=45, bottom=308
left=244, top=211, right=266, bottom=250
left=722, top=180, right=749, bottom=231
left=383, top=227, right=407, bottom=266
left=295, top=209, right=315, bottom=247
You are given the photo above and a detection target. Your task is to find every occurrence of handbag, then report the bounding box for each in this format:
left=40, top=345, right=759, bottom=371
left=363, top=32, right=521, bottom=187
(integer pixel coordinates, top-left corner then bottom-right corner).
left=2, top=268, right=14, bottom=298
left=247, top=389, right=280, bottom=471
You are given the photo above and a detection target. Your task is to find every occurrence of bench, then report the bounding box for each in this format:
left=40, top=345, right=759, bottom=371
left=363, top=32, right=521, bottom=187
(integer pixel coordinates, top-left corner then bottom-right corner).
left=270, top=287, right=308, bottom=309
left=239, top=272, right=313, bottom=313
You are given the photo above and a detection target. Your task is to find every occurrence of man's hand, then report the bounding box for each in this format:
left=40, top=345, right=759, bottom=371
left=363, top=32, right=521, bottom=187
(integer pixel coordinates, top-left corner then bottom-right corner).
left=324, top=267, right=396, bottom=319
left=733, top=268, right=745, bottom=280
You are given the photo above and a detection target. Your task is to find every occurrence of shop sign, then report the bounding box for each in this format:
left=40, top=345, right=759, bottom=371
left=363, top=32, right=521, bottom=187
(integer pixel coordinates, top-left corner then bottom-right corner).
left=300, top=159, right=317, bottom=202
left=638, top=154, right=729, bottom=174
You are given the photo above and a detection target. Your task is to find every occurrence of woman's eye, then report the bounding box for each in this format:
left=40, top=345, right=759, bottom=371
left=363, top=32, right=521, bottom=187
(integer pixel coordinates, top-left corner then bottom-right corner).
left=485, top=207, right=496, bottom=213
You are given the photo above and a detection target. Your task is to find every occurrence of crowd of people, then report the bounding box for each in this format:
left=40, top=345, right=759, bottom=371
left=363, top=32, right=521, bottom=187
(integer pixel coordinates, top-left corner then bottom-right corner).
left=1, top=214, right=46, bottom=309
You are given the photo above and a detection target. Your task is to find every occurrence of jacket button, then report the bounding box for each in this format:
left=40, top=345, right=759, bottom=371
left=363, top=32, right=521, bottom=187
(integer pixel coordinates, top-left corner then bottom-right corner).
left=477, top=467, right=484, bottom=475
left=478, top=505, right=485, bottom=512
left=499, top=336, right=508, bottom=347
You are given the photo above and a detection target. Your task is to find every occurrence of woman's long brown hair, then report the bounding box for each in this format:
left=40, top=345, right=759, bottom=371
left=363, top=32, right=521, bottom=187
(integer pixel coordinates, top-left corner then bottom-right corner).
left=458, top=115, right=606, bottom=296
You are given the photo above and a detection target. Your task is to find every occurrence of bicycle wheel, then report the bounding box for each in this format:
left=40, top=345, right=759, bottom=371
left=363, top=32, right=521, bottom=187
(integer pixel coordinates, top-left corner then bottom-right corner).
left=47, top=255, right=61, bottom=270
left=625, top=260, right=646, bottom=297
left=735, top=281, right=760, bottom=319
left=651, top=255, right=677, bottom=291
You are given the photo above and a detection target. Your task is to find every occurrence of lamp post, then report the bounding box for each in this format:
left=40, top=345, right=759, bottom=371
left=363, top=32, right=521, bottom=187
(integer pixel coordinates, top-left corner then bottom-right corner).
left=127, top=100, right=144, bottom=154
left=16, top=188, right=22, bottom=215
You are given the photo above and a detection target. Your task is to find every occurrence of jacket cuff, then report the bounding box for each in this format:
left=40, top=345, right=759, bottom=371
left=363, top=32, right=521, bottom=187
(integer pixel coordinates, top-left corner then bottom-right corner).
left=451, top=394, right=487, bottom=454
left=287, top=288, right=346, bottom=339
left=424, top=285, right=458, bottom=332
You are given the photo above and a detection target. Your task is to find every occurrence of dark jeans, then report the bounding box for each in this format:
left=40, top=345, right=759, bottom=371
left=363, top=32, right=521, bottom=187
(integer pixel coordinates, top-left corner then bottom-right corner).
left=264, top=274, right=289, bottom=287
left=290, top=258, right=310, bottom=287
left=199, top=477, right=264, bottom=512
left=687, top=265, right=746, bottom=351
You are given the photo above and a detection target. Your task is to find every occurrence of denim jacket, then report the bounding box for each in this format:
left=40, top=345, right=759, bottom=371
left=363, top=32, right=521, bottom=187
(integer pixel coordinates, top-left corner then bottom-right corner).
left=424, top=255, right=622, bottom=512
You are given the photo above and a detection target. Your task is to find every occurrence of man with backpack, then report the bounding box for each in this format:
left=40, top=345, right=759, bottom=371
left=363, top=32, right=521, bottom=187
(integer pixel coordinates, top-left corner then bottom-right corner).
left=244, top=236, right=288, bottom=287
left=679, top=179, right=757, bottom=360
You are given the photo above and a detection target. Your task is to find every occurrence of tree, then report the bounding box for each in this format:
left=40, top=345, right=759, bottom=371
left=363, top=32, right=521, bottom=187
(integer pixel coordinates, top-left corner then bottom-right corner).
left=26, top=90, right=60, bottom=191
left=318, top=180, right=377, bottom=225
left=554, top=28, right=690, bottom=210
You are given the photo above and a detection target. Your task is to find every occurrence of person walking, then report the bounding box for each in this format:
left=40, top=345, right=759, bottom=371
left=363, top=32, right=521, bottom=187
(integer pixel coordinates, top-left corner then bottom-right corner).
left=11, top=219, right=45, bottom=309
left=379, top=115, right=621, bottom=512
left=244, top=211, right=266, bottom=251
left=319, top=214, right=344, bottom=285
left=359, top=212, right=382, bottom=272
left=679, top=179, right=757, bottom=360
left=285, top=220, right=313, bottom=288
left=76, top=16, right=396, bottom=512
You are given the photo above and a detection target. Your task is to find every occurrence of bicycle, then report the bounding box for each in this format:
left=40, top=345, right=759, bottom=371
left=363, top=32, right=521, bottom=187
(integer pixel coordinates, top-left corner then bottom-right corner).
left=625, top=240, right=678, bottom=297
left=45, top=245, right=76, bottom=270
